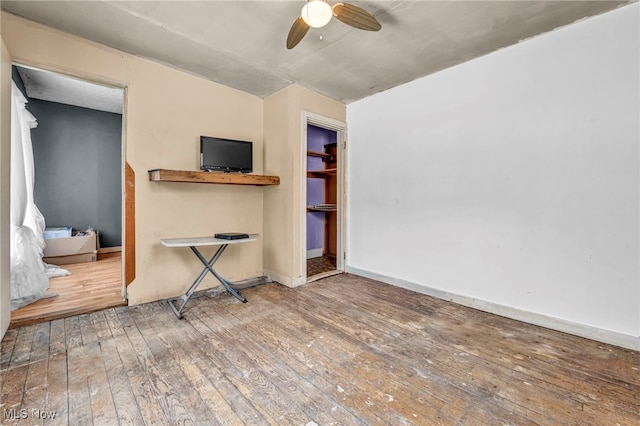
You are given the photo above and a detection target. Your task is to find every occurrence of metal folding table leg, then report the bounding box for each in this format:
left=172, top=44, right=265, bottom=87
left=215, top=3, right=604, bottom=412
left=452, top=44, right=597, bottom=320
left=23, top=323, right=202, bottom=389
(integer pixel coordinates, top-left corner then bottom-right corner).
left=167, top=244, right=248, bottom=319
left=167, top=245, right=227, bottom=319
left=190, top=245, right=248, bottom=304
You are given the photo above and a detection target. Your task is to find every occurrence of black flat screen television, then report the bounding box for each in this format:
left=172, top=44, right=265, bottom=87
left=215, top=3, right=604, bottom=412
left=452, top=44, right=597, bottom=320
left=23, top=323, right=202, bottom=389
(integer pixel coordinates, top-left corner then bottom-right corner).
left=200, top=136, right=252, bottom=173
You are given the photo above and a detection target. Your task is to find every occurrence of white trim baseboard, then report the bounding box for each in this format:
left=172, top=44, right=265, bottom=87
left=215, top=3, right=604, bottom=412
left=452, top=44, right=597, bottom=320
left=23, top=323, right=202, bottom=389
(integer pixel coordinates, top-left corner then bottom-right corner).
left=307, top=248, right=323, bottom=259
left=347, top=266, right=639, bottom=351
left=264, top=269, right=306, bottom=288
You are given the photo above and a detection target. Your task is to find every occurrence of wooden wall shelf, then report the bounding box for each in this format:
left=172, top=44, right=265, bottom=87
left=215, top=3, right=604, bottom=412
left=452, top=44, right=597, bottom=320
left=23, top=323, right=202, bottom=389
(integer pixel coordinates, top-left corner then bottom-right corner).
left=148, top=169, right=280, bottom=186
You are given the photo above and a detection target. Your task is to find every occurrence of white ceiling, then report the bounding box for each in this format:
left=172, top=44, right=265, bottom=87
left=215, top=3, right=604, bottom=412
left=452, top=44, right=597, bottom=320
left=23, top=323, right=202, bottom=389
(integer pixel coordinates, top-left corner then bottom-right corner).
left=17, top=66, right=124, bottom=114
left=2, top=1, right=632, bottom=104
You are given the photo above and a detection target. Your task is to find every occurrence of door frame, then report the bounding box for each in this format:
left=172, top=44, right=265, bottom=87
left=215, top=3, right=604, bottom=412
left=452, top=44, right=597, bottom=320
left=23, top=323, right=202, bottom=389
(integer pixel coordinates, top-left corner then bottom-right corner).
left=300, top=110, right=347, bottom=283
left=11, top=62, right=130, bottom=299
left=1, top=41, right=13, bottom=338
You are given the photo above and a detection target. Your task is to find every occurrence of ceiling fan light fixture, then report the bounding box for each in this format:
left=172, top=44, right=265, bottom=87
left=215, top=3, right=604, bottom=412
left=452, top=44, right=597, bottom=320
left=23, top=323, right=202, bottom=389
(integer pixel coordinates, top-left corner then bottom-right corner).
left=301, top=0, right=333, bottom=28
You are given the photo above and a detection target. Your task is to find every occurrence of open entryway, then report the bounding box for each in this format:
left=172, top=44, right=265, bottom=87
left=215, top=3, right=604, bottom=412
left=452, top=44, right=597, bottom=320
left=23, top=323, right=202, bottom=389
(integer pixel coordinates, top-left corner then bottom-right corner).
left=302, top=112, right=346, bottom=283
left=9, top=64, right=128, bottom=327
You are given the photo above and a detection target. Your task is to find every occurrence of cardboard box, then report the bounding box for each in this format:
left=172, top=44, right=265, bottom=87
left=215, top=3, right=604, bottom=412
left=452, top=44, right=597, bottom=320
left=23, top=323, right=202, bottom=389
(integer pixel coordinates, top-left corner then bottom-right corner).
left=43, top=251, right=97, bottom=265
left=43, top=231, right=99, bottom=265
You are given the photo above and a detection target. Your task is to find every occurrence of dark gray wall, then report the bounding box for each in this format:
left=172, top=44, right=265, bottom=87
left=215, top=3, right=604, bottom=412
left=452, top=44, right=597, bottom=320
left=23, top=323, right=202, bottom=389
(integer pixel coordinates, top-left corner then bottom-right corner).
left=11, top=65, right=27, bottom=98
left=27, top=99, right=122, bottom=248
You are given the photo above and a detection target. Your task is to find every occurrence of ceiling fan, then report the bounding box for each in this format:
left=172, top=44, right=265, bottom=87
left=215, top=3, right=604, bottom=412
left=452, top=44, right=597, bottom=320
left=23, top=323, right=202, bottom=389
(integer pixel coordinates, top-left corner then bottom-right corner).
left=287, top=0, right=382, bottom=49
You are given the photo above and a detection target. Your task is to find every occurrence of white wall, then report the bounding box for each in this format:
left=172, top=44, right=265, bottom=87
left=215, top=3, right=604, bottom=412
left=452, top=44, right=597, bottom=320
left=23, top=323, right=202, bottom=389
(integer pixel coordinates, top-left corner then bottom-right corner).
left=347, top=4, right=639, bottom=349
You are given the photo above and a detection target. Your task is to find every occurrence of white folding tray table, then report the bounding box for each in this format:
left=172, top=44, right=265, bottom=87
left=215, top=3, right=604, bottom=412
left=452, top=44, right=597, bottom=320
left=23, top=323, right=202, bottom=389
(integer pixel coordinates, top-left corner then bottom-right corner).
left=161, top=234, right=258, bottom=319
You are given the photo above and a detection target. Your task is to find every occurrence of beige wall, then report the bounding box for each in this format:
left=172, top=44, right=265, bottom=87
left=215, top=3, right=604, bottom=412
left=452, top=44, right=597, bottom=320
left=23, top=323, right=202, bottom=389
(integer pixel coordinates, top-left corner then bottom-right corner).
left=1, top=13, right=265, bottom=305
left=0, top=37, right=12, bottom=337
left=1, top=12, right=348, bottom=313
left=263, top=86, right=294, bottom=282
left=263, top=85, right=345, bottom=285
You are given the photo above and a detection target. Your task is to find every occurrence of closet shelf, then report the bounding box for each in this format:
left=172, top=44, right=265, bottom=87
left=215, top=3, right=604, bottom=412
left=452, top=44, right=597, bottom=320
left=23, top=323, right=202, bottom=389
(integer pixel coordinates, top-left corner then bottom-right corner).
left=307, top=204, right=337, bottom=212
left=307, top=168, right=337, bottom=178
left=306, top=142, right=337, bottom=260
left=148, top=169, right=280, bottom=186
left=307, top=150, right=333, bottom=161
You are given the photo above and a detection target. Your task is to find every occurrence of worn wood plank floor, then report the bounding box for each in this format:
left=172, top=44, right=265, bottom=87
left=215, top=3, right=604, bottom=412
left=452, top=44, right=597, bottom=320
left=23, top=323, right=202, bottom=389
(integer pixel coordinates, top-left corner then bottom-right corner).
left=1, top=273, right=638, bottom=425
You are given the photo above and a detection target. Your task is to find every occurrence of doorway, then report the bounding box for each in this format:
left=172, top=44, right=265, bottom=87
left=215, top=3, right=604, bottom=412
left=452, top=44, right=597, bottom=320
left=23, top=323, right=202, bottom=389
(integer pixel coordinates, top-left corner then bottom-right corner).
left=9, top=64, right=127, bottom=326
left=302, top=112, right=346, bottom=283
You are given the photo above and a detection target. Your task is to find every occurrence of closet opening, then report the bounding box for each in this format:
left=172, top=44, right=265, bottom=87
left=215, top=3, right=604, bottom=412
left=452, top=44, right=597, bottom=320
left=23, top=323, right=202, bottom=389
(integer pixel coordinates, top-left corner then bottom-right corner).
left=302, top=112, right=346, bottom=283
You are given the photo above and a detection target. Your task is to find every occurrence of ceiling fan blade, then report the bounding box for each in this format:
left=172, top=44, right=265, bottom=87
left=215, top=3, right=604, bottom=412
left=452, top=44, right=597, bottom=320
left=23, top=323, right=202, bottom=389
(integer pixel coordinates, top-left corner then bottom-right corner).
left=287, top=16, right=310, bottom=49
left=332, top=2, right=381, bottom=31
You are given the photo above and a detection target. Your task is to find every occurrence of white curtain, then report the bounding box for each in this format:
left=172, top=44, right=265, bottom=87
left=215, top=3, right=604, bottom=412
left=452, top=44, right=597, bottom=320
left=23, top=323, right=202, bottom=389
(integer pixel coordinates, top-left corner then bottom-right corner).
left=10, top=81, right=49, bottom=310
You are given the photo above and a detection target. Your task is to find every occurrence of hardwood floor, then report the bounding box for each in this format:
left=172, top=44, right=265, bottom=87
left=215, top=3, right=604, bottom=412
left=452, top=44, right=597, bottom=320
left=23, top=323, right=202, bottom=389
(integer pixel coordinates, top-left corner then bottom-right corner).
left=1, top=273, right=638, bottom=425
left=307, top=254, right=336, bottom=277
left=9, top=253, right=125, bottom=328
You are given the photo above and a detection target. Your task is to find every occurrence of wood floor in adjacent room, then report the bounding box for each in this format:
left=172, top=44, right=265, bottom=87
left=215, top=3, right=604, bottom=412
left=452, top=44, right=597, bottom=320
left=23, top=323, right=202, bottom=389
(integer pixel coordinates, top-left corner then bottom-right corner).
left=1, top=274, right=638, bottom=425
left=307, top=254, right=337, bottom=277
left=9, top=252, right=125, bottom=329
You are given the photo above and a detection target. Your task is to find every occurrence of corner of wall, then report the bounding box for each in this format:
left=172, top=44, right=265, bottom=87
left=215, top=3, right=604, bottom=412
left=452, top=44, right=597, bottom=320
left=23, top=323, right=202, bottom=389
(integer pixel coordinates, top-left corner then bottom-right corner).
left=0, top=38, right=13, bottom=338
left=262, top=85, right=346, bottom=285
left=348, top=266, right=640, bottom=351
left=262, top=87, right=294, bottom=281
left=264, top=269, right=305, bottom=288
